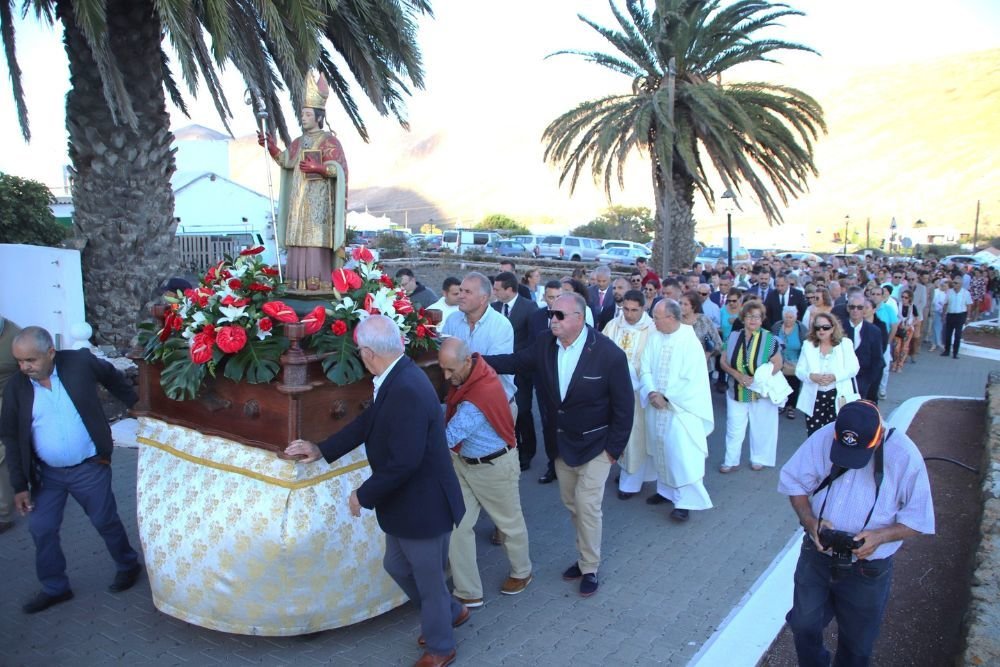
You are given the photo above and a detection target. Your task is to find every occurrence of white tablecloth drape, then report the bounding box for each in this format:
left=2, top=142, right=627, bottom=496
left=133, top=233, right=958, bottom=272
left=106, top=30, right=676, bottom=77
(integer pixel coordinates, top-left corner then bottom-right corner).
left=135, top=417, right=407, bottom=636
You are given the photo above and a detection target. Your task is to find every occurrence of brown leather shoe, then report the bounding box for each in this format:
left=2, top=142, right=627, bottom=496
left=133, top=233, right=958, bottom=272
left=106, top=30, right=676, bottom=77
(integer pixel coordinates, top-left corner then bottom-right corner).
left=500, top=574, right=533, bottom=595
left=418, top=604, right=471, bottom=646
left=414, top=649, right=456, bottom=667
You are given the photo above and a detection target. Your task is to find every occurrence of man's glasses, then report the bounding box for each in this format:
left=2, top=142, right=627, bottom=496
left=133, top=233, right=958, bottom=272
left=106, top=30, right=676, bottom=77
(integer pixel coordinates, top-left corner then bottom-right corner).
left=847, top=305, right=865, bottom=311
left=727, top=299, right=739, bottom=304
left=547, top=309, right=579, bottom=321
left=814, top=324, right=833, bottom=331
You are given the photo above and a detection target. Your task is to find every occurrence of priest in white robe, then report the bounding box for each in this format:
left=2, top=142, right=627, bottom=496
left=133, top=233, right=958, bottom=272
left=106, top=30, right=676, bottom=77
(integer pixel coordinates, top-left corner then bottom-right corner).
left=638, top=299, right=715, bottom=521
left=602, top=290, right=656, bottom=499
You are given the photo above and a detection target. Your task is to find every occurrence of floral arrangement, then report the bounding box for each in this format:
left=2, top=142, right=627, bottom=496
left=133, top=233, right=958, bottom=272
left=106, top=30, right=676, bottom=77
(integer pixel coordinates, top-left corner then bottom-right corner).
left=138, top=246, right=438, bottom=400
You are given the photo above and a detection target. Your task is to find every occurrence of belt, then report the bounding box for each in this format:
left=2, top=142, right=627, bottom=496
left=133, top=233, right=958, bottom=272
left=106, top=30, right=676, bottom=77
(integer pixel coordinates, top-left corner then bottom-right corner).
left=47, top=454, right=108, bottom=469
left=461, top=446, right=512, bottom=465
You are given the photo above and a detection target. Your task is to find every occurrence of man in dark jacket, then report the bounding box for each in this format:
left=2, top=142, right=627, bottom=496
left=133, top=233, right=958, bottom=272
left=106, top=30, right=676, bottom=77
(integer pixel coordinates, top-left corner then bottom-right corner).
left=839, top=293, right=887, bottom=403
left=484, top=293, right=633, bottom=598
left=286, top=314, right=466, bottom=667
left=2, top=326, right=142, bottom=614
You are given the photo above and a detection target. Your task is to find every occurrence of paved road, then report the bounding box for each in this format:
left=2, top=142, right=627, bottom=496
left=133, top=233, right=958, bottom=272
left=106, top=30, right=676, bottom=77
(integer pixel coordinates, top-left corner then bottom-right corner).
left=1, top=346, right=995, bottom=666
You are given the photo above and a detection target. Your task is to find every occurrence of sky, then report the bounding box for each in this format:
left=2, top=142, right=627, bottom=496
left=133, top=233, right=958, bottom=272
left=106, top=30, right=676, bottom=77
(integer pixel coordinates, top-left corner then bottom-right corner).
left=0, top=0, right=998, bottom=239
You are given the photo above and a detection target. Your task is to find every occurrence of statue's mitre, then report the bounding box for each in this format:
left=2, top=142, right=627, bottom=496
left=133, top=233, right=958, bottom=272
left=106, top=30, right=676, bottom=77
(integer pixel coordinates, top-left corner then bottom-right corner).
left=304, top=71, right=329, bottom=109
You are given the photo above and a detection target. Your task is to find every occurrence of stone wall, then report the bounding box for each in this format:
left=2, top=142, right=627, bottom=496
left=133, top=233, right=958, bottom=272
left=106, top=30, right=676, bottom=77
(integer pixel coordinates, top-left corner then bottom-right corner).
left=962, top=371, right=1000, bottom=665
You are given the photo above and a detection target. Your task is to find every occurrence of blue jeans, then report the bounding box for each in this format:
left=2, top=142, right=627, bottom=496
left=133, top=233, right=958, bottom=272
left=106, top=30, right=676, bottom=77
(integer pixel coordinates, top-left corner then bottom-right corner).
left=29, top=461, right=139, bottom=595
left=786, top=539, right=893, bottom=667
left=383, top=532, right=462, bottom=655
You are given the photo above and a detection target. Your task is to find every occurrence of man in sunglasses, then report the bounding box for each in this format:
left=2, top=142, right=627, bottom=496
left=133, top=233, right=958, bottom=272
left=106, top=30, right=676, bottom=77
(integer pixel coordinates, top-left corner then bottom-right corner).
left=839, top=292, right=886, bottom=402
left=483, top=293, right=633, bottom=597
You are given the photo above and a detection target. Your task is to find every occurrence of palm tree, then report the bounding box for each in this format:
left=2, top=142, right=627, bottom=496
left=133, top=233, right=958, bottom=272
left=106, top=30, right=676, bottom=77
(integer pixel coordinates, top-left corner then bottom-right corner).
left=543, top=0, right=826, bottom=272
left=0, top=0, right=431, bottom=345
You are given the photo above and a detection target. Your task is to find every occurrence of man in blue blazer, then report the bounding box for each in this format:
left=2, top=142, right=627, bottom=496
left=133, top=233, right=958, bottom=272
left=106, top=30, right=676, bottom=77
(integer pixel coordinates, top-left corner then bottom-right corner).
left=483, top=293, right=633, bottom=598
left=286, top=315, right=466, bottom=667
left=839, top=293, right=886, bottom=403
left=2, top=327, right=142, bottom=614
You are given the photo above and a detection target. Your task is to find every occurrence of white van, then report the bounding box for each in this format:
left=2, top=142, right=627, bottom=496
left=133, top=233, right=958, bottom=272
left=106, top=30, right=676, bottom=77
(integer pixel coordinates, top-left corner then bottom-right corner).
left=441, top=229, right=501, bottom=254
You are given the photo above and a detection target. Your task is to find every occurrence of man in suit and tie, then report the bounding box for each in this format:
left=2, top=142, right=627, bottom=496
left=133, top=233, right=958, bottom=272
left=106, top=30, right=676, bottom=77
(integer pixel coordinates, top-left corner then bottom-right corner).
left=596, top=277, right=629, bottom=331
left=492, top=272, right=540, bottom=471
left=286, top=315, right=467, bottom=667
left=528, top=280, right=564, bottom=484
left=839, top=292, right=886, bottom=403
left=765, top=274, right=807, bottom=326
left=2, top=326, right=142, bottom=614
left=484, top=293, right=633, bottom=597
left=587, top=266, right=613, bottom=323
left=499, top=260, right=533, bottom=300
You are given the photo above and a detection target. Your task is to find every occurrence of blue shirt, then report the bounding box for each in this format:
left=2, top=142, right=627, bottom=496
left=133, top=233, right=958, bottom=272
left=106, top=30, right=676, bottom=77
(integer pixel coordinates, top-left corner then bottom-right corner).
left=442, top=307, right=515, bottom=399
left=31, top=367, right=97, bottom=467
left=445, top=401, right=508, bottom=458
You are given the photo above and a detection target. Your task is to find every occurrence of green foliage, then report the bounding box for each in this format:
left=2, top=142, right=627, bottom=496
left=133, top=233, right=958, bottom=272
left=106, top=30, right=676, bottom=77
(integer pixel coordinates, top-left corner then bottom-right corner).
left=542, top=0, right=826, bottom=223
left=572, top=206, right=653, bottom=241
left=157, top=338, right=212, bottom=401
left=222, top=336, right=290, bottom=384
left=311, top=328, right=366, bottom=386
left=0, top=172, right=66, bottom=246
left=477, top=214, right=530, bottom=235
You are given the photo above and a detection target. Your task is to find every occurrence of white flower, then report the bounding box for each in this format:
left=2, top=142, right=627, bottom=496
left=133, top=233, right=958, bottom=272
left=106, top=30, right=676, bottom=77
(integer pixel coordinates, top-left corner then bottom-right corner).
left=218, top=304, right=249, bottom=324
left=255, top=327, right=273, bottom=341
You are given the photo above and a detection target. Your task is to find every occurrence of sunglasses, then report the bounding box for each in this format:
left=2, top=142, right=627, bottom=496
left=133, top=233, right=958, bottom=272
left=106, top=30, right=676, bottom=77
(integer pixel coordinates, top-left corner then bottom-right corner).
left=814, top=324, right=833, bottom=331
left=847, top=305, right=865, bottom=310
left=727, top=299, right=739, bottom=304
left=547, top=309, right=578, bottom=321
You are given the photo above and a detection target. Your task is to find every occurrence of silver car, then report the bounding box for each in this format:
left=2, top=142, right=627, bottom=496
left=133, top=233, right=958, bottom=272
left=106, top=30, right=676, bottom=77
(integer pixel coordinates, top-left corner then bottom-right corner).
left=535, top=235, right=604, bottom=262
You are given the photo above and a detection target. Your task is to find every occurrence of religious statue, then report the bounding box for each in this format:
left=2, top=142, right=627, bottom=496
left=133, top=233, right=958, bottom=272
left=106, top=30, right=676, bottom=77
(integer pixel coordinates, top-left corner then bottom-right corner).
left=258, top=72, right=348, bottom=291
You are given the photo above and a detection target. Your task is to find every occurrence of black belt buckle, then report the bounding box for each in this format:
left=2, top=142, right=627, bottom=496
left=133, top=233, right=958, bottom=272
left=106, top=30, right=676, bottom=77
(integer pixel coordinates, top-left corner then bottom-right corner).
left=462, top=446, right=510, bottom=466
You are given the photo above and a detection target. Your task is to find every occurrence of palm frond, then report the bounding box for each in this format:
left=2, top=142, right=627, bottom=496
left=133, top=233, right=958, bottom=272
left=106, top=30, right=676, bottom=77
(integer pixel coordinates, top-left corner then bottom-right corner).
left=0, top=0, right=29, bottom=140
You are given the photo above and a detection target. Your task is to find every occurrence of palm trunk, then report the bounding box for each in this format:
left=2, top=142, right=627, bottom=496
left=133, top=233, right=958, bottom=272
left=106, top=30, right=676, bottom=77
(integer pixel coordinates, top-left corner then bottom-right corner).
left=58, top=0, right=176, bottom=347
left=652, top=161, right=698, bottom=274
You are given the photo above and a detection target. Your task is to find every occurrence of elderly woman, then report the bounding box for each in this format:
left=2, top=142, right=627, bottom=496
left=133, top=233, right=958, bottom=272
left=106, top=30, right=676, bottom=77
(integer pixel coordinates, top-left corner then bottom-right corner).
left=891, top=289, right=919, bottom=371
left=795, top=312, right=860, bottom=435
left=719, top=300, right=783, bottom=472
left=680, top=292, right=722, bottom=365
left=802, top=287, right=833, bottom=329
left=771, top=306, right=807, bottom=420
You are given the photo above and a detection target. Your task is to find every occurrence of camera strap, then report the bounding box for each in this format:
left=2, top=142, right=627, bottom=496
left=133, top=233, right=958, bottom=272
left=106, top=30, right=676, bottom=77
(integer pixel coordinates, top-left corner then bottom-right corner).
left=813, top=428, right=893, bottom=533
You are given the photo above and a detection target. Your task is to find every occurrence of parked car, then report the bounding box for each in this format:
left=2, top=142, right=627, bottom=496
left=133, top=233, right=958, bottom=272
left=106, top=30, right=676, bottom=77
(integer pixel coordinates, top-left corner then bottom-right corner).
left=695, top=245, right=752, bottom=266
left=508, top=235, right=545, bottom=256
left=535, top=235, right=604, bottom=262
left=597, top=246, right=650, bottom=267
left=602, top=240, right=651, bottom=255
left=776, top=251, right=823, bottom=264
left=940, top=254, right=983, bottom=267
left=441, top=229, right=501, bottom=254
left=485, top=240, right=531, bottom=257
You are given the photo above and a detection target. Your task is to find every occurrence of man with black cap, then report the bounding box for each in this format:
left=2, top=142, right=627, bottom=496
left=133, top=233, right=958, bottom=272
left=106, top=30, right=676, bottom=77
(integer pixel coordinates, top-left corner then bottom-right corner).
left=778, top=400, right=934, bottom=666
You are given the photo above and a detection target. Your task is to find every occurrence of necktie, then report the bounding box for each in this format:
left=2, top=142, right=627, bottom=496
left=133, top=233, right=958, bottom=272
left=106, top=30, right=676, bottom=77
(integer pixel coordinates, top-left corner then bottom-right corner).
left=599, top=290, right=606, bottom=307
left=781, top=293, right=786, bottom=308
left=503, top=302, right=510, bottom=318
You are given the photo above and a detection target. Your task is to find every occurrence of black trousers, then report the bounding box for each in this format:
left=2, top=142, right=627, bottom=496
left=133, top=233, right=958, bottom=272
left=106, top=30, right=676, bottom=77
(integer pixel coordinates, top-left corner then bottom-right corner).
left=943, top=312, right=967, bottom=356
left=514, top=374, right=537, bottom=466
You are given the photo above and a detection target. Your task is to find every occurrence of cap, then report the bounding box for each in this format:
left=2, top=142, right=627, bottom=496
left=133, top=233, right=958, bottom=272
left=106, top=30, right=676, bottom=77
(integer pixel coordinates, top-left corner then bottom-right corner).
left=831, top=400, right=883, bottom=469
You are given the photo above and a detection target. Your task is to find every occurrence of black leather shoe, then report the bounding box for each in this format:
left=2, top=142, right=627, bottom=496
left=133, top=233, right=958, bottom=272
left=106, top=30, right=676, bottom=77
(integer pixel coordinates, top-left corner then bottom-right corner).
left=617, top=491, right=635, bottom=500
left=562, top=563, right=583, bottom=580
left=940, top=351, right=949, bottom=356
left=520, top=461, right=531, bottom=472
left=23, top=590, right=74, bottom=614
left=538, top=467, right=557, bottom=484
left=579, top=572, right=599, bottom=597
left=670, top=508, right=690, bottom=522
left=645, top=493, right=667, bottom=505
left=109, top=564, right=142, bottom=592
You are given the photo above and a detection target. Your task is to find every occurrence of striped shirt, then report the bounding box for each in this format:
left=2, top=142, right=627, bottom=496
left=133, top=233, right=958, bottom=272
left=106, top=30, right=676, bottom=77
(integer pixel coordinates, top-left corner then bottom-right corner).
left=778, top=422, right=935, bottom=559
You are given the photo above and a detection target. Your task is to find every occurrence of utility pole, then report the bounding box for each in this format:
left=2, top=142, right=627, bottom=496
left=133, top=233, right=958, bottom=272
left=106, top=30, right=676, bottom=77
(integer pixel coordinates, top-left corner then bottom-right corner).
left=658, top=57, right=676, bottom=278
left=973, top=199, right=981, bottom=249
left=843, top=215, right=850, bottom=254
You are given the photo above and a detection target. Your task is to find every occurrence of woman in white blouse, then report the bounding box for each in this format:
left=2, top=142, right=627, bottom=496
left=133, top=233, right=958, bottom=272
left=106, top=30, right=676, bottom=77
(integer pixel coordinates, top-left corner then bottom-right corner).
left=795, top=312, right=860, bottom=435
left=929, top=277, right=949, bottom=352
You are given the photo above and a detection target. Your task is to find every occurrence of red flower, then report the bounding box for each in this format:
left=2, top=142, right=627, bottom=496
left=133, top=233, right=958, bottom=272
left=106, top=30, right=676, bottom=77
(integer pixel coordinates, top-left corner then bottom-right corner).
left=258, top=317, right=273, bottom=332
left=301, top=305, right=327, bottom=336
left=221, top=269, right=232, bottom=279
left=240, top=246, right=265, bottom=256
left=220, top=295, right=250, bottom=308
left=416, top=324, right=427, bottom=339
left=379, top=274, right=395, bottom=289
left=352, top=246, right=374, bottom=263
left=249, top=283, right=273, bottom=292
left=393, top=298, right=414, bottom=316
left=363, top=292, right=377, bottom=314
left=204, top=267, right=217, bottom=283
left=202, top=324, right=216, bottom=337
left=332, top=268, right=363, bottom=293
left=216, top=325, right=248, bottom=354
left=262, top=301, right=299, bottom=323
left=159, top=313, right=180, bottom=342
left=228, top=278, right=243, bottom=290
left=189, top=333, right=215, bottom=364
left=261, top=267, right=280, bottom=277
left=331, top=320, right=348, bottom=336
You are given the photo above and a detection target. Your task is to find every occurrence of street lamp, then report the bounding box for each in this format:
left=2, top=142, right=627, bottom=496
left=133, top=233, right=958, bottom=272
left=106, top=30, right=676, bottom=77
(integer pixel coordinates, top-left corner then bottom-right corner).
left=889, top=217, right=898, bottom=254
left=721, top=189, right=736, bottom=272
left=843, top=215, right=850, bottom=254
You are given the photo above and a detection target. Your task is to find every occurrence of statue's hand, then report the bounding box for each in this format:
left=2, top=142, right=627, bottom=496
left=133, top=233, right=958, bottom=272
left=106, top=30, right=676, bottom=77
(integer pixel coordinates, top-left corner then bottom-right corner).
left=299, top=159, right=327, bottom=176
left=257, top=132, right=279, bottom=158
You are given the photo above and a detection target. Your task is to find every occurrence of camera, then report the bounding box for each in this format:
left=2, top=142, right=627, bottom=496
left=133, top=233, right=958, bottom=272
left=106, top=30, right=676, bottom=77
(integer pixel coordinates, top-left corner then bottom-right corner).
left=819, top=528, right=865, bottom=570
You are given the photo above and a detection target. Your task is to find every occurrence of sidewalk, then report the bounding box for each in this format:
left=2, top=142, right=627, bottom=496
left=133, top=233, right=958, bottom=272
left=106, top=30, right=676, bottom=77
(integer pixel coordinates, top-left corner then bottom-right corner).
left=1, top=346, right=996, bottom=666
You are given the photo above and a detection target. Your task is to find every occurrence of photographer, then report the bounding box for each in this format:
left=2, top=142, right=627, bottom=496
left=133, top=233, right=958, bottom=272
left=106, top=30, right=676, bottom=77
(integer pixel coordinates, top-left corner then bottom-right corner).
left=778, top=400, right=934, bottom=666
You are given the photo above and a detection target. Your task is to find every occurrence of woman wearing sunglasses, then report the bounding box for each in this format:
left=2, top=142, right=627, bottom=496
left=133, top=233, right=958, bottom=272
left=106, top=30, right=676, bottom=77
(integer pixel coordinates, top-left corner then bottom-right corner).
left=891, top=289, right=919, bottom=371
left=794, top=313, right=860, bottom=435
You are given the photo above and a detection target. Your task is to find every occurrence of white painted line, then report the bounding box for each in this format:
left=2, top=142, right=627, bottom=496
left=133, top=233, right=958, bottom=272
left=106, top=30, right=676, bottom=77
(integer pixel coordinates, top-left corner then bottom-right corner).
left=688, top=393, right=985, bottom=667
left=688, top=531, right=801, bottom=667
